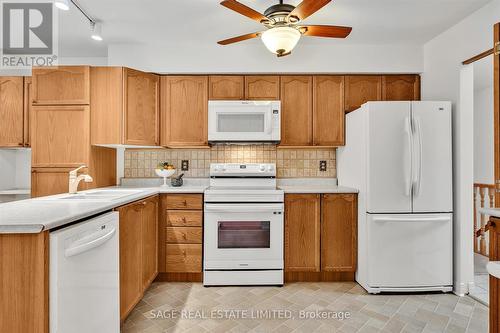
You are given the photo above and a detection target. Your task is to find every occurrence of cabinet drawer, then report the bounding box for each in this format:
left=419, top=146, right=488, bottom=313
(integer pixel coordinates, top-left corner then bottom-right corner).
left=166, top=194, right=202, bottom=210
left=166, top=227, right=202, bottom=244
left=166, top=244, right=202, bottom=272
left=166, top=210, right=202, bottom=227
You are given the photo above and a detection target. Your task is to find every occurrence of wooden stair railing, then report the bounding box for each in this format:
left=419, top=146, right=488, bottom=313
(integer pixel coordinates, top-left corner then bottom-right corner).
left=474, top=183, right=496, bottom=256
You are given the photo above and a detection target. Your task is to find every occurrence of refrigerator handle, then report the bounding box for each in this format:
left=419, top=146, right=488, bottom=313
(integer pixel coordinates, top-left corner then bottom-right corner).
left=404, top=116, right=413, bottom=197
left=413, top=116, right=423, bottom=196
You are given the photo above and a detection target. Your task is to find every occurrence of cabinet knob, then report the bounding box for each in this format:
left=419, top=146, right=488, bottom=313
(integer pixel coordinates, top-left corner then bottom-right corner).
left=183, top=200, right=187, bottom=206
left=182, top=217, right=187, bottom=224
left=142, top=201, right=147, bottom=205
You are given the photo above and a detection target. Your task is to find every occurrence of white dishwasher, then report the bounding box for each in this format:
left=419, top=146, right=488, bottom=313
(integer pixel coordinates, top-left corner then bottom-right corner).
left=50, top=212, right=120, bottom=333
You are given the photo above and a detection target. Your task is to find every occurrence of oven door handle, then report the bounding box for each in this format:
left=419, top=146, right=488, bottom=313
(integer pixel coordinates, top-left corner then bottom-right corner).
left=204, top=203, right=284, bottom=213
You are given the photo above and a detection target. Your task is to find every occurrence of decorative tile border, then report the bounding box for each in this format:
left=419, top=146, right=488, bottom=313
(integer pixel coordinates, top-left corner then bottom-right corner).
left=124, top=145, right=336, bottom=178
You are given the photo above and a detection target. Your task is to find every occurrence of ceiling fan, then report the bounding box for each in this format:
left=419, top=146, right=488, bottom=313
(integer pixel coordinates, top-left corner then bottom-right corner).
left=217, top=0, right=352, bottom=57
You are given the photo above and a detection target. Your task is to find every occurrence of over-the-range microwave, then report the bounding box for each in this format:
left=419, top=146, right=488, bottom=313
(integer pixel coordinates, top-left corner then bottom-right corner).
left=208, top=100, right=281, bottom=143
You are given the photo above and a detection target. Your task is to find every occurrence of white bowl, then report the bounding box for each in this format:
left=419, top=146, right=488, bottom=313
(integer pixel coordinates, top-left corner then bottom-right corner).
left=155, top=169, right=176, bottom=178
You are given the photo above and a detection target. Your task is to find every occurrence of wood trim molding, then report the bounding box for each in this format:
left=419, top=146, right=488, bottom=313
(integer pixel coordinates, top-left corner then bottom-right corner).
left=463, top=48, right=495, bottom=65
left=495, top=23, right=500, bottom=207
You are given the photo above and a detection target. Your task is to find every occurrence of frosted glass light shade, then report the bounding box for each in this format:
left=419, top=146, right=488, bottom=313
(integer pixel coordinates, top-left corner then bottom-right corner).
left=261, top=26, right=301, bottom=56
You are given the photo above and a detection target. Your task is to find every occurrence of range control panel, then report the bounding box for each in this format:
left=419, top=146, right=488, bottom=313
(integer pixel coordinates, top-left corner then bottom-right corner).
left=210, top=163, right=276, bottom=177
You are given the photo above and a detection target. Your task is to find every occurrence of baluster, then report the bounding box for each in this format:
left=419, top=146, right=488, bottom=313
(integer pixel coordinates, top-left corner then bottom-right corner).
left=480, top=188, right=487, bottom=256
left=474, top=186, right=478, bottom=254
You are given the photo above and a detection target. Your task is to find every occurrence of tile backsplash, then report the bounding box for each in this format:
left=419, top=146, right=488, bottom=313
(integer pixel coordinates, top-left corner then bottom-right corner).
left=124, top=145, right=336, bottom=178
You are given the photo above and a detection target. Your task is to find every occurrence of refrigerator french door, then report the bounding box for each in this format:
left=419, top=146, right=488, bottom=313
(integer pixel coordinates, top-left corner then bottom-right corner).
left=366, top=101, right=452, bottom=213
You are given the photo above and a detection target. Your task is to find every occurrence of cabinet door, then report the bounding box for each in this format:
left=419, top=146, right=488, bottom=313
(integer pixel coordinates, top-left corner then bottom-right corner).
left=31, top=167, right=88, bottom=197
left=124, top=69, right=159, bottom=145
left=344, top=75, right=382, bottom=113
left=382, top=75, right=420, bottom=101
left=280, top=76, right=313, bottom=146
left=31, top=105, right=90, bottom=167
left=284, top=194, right=321, bottom=272
left=142, top=196, right=159, bottom=288
left=313, top=76, right=345, bottom=146
left=116, top=202, right=143, bottom=321
left=23, top=77, right=32, bottom=146
left=161, top=76, right=208, bottom=147
left=209, top=76, right=244, bottom=100
left=0, top=77, right=24, bottom=147
left=32, top=66, right=89, bottom=105
left=321, top=194, right=357, bottom=272
left=244, top=76, right=280, bottom=100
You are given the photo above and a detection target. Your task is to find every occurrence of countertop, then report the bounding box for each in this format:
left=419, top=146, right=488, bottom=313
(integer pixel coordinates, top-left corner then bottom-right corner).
left=0, top=178, right=358, bottom=234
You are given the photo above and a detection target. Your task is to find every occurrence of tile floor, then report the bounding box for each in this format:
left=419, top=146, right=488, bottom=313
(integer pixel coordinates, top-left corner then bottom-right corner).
left=122, top=282, right=488, bottom=333
left=469, top=253, right=489, bottom=305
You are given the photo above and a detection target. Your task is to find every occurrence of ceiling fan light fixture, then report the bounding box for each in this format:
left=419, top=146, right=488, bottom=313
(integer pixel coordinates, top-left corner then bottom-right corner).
left=261, top=26, right=301, bottom=57
left=54, top=0, right=70, bottom=11
left=90, top=22, right=103, bottom=41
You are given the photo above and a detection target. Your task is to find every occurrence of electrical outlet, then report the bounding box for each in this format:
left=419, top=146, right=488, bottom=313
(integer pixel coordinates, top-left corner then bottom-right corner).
left=181, top=160, right=189, bottom=171
left=319, top=160, right=327, bottom=172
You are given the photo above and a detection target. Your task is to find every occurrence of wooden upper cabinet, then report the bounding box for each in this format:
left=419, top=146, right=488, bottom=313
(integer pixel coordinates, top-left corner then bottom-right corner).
left=161, top=76, right=208, bottom=147
left=313, top=76, right=345, bottom=146
left=321, top=194, right=357, bottom=272
left=31, top=105, right=90, bottom=167
left=23, top=77, right=32, bottom=147
left=382, top=75, right=421, bottom=101
left=31, top=167, right=88, bottom=198
left=142, top=196, right=159, bottom=288
left=344, top=75, right=382, bottom=113
left=32, top=66, right=90, bottom=105
left=0, top=77, right=24, bottom=147
left=284, top=194, right=321, bottom=272
left=90, top=67, right=159, bottom=146
left=280, top=76, right=313, bottom=146
left=209, top=76, right=244, bottom=100
left=124, top=69, right=159, bottom=145
left=244, top=75, right=280, bottom=100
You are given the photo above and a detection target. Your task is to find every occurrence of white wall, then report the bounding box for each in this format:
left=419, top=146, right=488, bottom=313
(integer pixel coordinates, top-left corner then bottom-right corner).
left=108, top=42, right=423, bottom=73
left=474, top=85, right=494, bottom=184
left=0, top=149, right=31, bottom=190
left=422, top=0, right=500, bottom=295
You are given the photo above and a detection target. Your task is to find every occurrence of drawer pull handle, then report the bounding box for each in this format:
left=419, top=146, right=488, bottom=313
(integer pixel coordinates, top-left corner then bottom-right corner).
left=182, top=250, right=186, bottom=256
left=183, top=200, right=187, bottom=206
left=182, top=233, right=187, bottom=239
left=182, top=217, right=187, bottom=224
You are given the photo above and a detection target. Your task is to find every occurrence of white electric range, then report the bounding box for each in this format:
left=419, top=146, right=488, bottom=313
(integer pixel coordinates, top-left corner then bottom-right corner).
left=203, top=163, right=284, bottom=286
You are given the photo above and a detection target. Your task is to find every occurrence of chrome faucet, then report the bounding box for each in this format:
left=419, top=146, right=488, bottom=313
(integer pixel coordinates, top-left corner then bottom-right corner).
left=69, top=165, right=93, bottom=194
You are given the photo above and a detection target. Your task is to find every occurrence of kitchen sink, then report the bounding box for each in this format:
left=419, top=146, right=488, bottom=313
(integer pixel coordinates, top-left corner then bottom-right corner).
left=41, top=189, right=143, bottom=201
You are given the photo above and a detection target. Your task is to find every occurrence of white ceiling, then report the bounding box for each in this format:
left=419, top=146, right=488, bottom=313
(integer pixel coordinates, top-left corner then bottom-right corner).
left=58, top=0, right=493, bottom=57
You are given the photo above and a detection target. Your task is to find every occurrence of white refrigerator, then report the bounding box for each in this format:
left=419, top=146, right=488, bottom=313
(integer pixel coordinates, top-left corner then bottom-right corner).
left=337, top=101, right=453, bottom=294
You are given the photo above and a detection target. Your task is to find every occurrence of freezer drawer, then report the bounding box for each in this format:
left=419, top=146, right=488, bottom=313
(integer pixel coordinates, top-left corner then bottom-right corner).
left=366, top=213, right=452, bottom=289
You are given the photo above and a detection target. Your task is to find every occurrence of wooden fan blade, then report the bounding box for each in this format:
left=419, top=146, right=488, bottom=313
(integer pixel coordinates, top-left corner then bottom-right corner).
left=217, top=32, right=261, bottom=45
left=220, top=0, right=268, bottom=24
left=300, top=25, right=352, bottom=38
left=288, top=0, right=331, bottom=22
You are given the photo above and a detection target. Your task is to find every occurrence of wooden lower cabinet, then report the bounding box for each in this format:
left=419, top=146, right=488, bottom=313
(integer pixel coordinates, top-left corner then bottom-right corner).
left=321, top=194, right=357, bottom=271
left=489, top=217, right=500, bottom=332
left=159, top=194, right=203, bottom=282
left=284, top=194, right=321, bottom=272
left=142, top=196, right=159, bottom=288
left=284, top=193, right=357, bottom=282
left=0, top=232, right=49, bottom=333
left=115, top=195, right=159, bottom=322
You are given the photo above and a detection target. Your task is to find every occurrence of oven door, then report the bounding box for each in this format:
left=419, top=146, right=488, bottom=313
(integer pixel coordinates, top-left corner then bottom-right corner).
left=204, top=203, right=284, bottom=270
left=208, top=101, right=280, bottom=142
